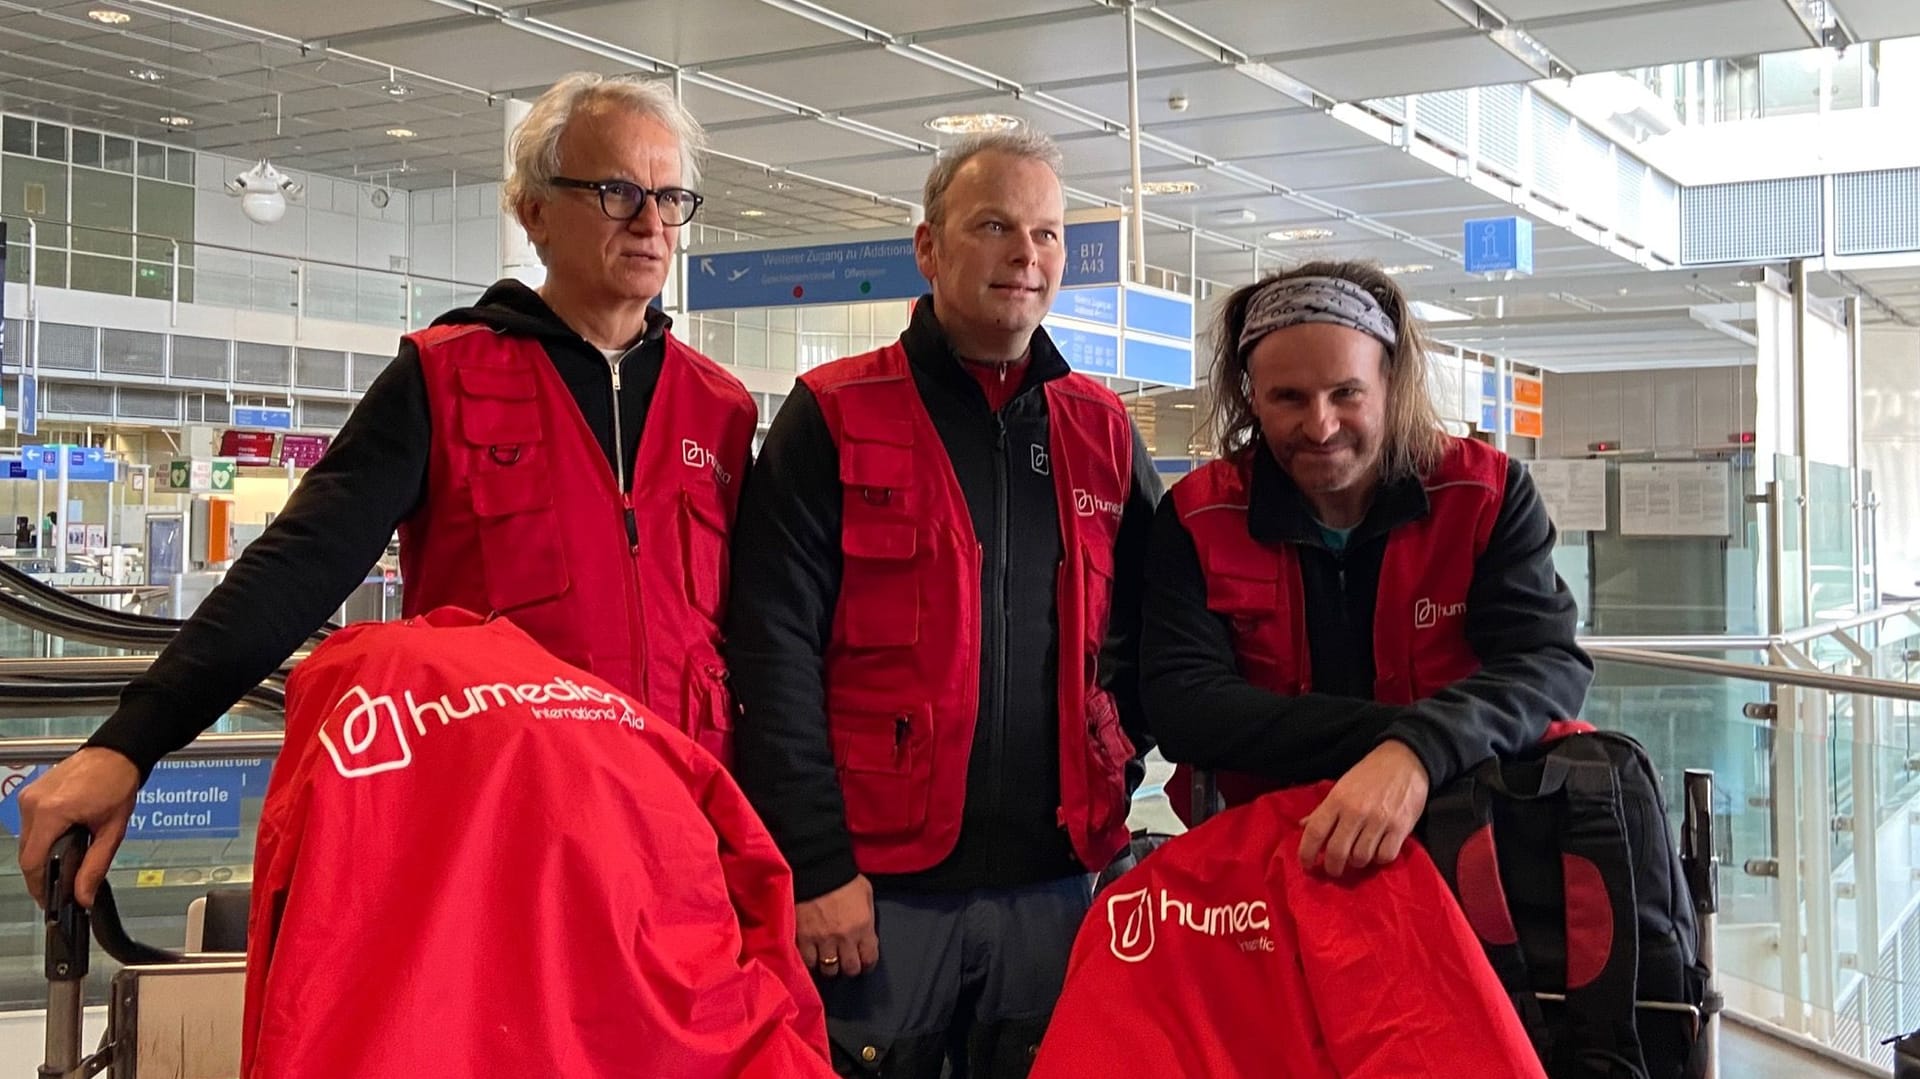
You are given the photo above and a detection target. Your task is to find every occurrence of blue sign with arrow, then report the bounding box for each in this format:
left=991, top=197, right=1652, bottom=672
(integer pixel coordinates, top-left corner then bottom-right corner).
left=21, top=444, right=116, bottom=482
left=234, top=406, right=293, bottom=430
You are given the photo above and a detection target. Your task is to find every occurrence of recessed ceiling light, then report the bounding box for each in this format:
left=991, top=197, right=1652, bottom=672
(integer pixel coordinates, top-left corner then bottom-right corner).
left=1383, top=263, right=1433, bottom=275
left=1172, top=402, right=1196, bottom=410
left=129, top=67, right=163, bottom=82
left=385, top=128, right=417, bottom=139
left=925, top=113, right=1024, bottom=136
left=1129, top=181, right=1200, bottom=196
left=87, top=9, right=131, bottom=24
left=738, top=209, right=767, bottom=218
left=158, top=115, right=192, bottom=128
left=1267, top=227, right=1334, bottom=242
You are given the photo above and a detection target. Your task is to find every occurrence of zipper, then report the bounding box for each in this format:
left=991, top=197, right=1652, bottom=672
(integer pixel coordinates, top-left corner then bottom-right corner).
left=988, top=412, right=1011, bottom=873
left=608, top=351, right=638, bottom=549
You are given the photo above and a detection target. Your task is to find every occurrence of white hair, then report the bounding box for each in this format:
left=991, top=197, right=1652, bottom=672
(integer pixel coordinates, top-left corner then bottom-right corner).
left=500, top=72, right=707, bottom=216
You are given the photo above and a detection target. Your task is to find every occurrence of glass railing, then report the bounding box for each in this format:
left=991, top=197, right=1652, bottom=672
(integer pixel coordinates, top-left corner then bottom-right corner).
left=1587, top=608, right=1920, bottom=1072
left=4, top=215, right=491, bottom=332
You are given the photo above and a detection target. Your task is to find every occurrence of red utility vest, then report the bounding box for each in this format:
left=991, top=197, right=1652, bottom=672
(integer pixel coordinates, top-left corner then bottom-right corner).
left=1167, top=437, right=1507, bottom=818
left=400, top=325, right=755, bottom=765
left=799, top=343, right=1136, bottom=875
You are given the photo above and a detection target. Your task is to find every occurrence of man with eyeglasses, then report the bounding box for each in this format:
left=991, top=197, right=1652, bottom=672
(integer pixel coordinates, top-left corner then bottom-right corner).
left=16, top=72, right=758, bottom=911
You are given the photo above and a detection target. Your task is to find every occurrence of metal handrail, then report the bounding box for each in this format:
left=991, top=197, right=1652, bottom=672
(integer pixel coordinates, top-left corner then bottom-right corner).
left=1584, top=644, right=1920, bottom=703
left=0, top=732, right=283, bottom=765
left=6, top=213, right=492, bottom=292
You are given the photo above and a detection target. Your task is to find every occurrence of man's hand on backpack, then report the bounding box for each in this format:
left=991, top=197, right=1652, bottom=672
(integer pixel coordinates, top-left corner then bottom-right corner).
left=1298, top=741, right=1430, bottom=878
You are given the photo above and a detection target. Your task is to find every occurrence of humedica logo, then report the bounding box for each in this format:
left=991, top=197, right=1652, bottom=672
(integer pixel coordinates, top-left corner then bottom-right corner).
left=317, top=686, right=413, bottom=779
left=1106, top=886, right=1272, bottom=961
left=1073, top=488, right=1123, bottom=519
left=1107, top=887, right=1155, bottom=963
left=681, top=438, right=734, bottom=486
left=1414, top=596, right=1467, bottom=629
left=316, top=677, right=644, bottom=780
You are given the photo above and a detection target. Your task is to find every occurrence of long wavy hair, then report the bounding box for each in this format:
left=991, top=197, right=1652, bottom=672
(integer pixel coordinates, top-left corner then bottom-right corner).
left=1206, top=260, right=1447, bottom=481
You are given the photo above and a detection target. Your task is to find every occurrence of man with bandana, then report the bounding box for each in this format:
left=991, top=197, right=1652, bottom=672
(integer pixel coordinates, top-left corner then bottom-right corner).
left=1140, top=260, right=1591, bottom=879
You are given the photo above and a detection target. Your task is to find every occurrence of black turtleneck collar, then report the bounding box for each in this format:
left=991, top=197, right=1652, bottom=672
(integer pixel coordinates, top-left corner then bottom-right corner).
left=1245, top=440, right=1430, bottom=550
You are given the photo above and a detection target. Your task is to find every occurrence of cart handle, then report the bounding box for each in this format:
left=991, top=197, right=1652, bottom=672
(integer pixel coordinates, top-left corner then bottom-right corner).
left=47, top=826, right=188, bottom=968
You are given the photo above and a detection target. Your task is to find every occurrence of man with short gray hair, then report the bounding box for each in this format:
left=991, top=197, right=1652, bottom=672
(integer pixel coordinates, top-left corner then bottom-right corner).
left=18, top=71, right=758, bottom=905
left=727, top=131, right=1162, bottom=1076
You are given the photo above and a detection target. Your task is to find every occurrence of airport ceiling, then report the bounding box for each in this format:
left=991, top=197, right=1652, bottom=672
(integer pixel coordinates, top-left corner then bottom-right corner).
left=4, top=0, right=1920, bottom=340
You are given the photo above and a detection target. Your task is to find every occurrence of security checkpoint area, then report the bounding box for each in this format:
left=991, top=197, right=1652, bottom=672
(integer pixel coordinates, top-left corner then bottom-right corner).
left=1, top=0, right=1920, bottom=1075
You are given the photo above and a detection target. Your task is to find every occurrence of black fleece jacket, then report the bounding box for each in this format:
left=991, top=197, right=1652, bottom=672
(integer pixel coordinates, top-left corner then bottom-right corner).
left=87, top=281, right=681, bottom=775
left=1142, top=442, right=1593, bottom=790
left=725, top=298, right=1162, bottom=901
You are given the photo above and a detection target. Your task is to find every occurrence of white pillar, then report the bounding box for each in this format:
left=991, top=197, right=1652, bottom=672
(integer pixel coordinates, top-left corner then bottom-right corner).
left=54, top=446, right=69, bottom=569
left=500, top=97, right=546, bottom=289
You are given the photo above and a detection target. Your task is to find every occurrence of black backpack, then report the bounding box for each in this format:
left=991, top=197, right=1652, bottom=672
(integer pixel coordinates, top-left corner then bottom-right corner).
left=1420, top=731, right=1719, bottom=1079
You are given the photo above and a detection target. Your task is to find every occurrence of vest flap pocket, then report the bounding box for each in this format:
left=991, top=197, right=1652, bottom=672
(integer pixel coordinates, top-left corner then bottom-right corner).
left=460, top=399, right=543, bottom=446
left=470, top=464, right=554, bottom=518
left=842, top=520, right=917, bottom=562
left=832, top=702, right=931, bottom=840
left=839, top=440, right=914, bottom=490
left=840, top=415, right=914, bottom=447
left=456, top=365, right=538, bottom=400
left=1206, top=571, right=1277, bottom=615
left=475, top=501, right=569, bottom=612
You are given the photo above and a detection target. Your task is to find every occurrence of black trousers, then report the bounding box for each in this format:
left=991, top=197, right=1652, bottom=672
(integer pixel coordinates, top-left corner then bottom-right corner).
left=817, top=876, right=1091, bottom=1079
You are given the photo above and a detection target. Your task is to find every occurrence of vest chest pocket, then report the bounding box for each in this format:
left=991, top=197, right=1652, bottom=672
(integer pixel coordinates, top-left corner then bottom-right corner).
left=1079, top=540, right=1116, bottom=653
left=832, top=701, right=932, bottom=839
left=677, top=488, right=729, bottom=624
left=837, top=517, right=920, bottom=649
left=469, top=456, right=571, bottom=612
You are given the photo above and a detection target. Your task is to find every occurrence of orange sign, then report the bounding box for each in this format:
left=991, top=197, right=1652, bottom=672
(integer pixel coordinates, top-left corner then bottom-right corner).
left=1510, top=374, right=1544, bottom=408
left=1512, top=408, right=1544, bottom=439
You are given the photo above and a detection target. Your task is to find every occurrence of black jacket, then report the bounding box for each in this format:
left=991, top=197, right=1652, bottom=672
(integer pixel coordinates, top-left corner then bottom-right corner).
left=1141, top=442, right=1592, bottom=790
left=725, top=299, right=1161, bottom=902
left=86, top=282, right=694, bottom=776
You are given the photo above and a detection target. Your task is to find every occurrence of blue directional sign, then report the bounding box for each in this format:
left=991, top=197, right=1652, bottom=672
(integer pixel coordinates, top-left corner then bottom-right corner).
left=1051, top=286, right=1120, bottom=326
left=1046, top=322, right=1121, bottom=377
left=688, top=220, right=1127, bottom=311
left=1123, top=338, right=1195, bottom=388
left=1463, top=216, right=1534, bottom=275
left=687, top=236, right=920, bottom=310
left=1061, top=218, right=1123, bottom=289
left=18, top=373, right=36, bottom=438
left=1123, top=286, right=1193, bottom=340
left=21, top=444, right=116, bottom=482
left=234, top=406, right=293, bottom=430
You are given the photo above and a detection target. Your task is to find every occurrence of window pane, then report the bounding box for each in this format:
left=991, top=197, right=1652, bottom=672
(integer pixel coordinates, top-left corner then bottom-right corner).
left=103, top=136, right=134, bottom=174
left=69, top=253, right=132, bottom=296
left=71, top=130, right=102, bottom=168
left=167, top=148, right=194, bottom=185
left=136, top=142, right=166, bottom=179
left=0, top=118, right=31, bottom=156
left=70, top=169, right=134, bottom=256
left=135, top=178, right=192, bottom=244
left=34, top=122, right=67, bottom=161
left=2, top=156, right=70, bottom=228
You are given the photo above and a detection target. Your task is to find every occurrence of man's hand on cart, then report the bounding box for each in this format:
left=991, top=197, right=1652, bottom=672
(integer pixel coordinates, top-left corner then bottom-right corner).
left=17, top=747, right=141, bottom=909
left=1297, top=740, right=1430, bottom=878
left=796, top=874, right=880, bottom=978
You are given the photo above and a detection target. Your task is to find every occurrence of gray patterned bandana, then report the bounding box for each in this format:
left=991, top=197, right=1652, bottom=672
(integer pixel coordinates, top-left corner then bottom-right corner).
left=1237, top=275, right=1399, bottom=356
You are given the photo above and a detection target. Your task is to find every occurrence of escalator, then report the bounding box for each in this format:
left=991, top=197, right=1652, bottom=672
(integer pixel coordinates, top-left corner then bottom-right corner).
left=0, top=568, right=297, bottom=1010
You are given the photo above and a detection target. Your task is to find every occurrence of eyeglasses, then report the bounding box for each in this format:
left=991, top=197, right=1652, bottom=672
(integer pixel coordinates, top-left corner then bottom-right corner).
left=550, top=177, right=704, bottom=226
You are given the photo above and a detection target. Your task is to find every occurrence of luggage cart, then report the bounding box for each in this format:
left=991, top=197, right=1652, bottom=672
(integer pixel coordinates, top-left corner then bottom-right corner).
left=1186, top=765, right=1723, bottom=1079
left=40, top=827, right=246, bottom=1079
